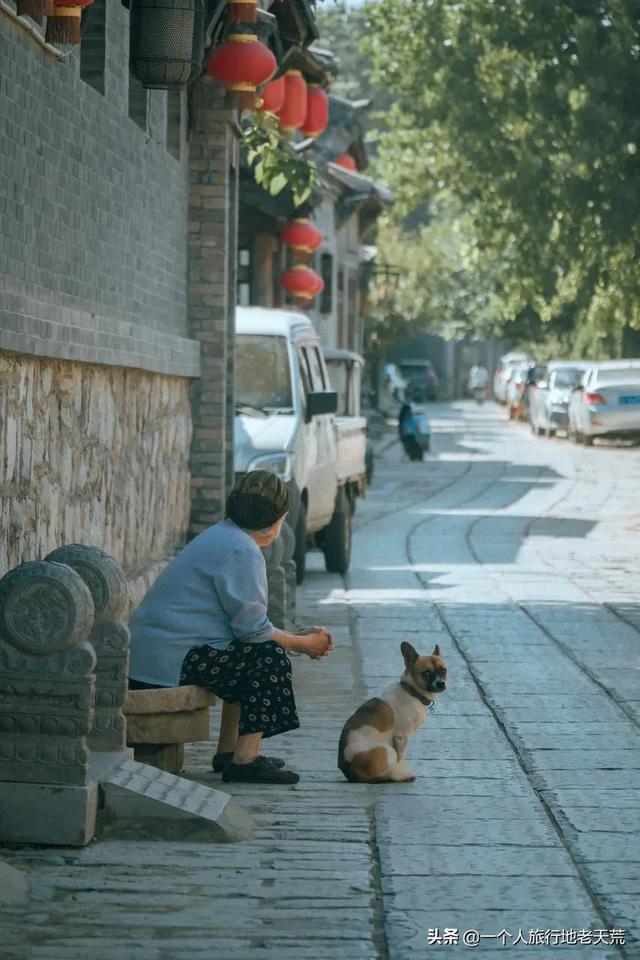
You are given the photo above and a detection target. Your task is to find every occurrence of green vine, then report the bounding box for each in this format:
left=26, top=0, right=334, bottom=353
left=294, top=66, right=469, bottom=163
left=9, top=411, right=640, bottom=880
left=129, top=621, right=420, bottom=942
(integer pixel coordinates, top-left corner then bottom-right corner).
left=242, top=112, right=318, bottom=210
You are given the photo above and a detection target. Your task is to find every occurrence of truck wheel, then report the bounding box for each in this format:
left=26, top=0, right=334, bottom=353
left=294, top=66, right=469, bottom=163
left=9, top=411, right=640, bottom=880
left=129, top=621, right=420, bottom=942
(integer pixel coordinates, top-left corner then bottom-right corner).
left=293, top=502, right=307, bottom=585
left=323, top=488, right=352, bottom=575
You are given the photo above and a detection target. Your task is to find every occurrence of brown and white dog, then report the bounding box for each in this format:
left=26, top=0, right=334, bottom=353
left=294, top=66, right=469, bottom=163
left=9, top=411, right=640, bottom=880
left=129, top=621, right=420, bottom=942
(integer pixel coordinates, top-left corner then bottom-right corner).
left=338, top=642, right=447, bottom=783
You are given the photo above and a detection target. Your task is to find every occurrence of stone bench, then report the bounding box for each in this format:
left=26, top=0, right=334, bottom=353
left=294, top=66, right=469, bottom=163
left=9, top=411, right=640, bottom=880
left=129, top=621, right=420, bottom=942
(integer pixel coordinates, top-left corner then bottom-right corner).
left=124, top=685, right=217, bottom=774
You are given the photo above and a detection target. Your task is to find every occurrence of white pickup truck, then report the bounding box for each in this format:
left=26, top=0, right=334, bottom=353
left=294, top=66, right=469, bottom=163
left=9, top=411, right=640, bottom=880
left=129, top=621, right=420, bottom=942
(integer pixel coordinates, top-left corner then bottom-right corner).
left=234, top=307, right=367, bottom=583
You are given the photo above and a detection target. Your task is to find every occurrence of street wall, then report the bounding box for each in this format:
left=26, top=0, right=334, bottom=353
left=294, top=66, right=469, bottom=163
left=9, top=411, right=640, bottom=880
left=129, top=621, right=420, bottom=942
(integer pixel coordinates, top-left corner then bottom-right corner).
left=0, top=352, right=192, bottom=606
left=0, top=5, right=203, bottom=594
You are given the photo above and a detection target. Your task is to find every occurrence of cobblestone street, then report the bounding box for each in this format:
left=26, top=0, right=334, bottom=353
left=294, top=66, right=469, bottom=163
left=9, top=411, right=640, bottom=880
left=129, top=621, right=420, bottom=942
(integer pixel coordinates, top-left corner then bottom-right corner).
left=2, top=401, right=640, bottom=960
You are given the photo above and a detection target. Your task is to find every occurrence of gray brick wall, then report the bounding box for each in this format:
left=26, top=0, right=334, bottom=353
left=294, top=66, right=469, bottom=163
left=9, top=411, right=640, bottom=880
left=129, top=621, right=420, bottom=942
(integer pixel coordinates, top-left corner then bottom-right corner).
left=0, top=4, right=194, bottom=372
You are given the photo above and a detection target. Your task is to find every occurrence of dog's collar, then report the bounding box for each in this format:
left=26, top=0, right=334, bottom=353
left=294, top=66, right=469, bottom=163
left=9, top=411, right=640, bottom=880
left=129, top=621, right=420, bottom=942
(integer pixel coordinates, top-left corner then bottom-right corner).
left=400, top=679, right=435, bottom=711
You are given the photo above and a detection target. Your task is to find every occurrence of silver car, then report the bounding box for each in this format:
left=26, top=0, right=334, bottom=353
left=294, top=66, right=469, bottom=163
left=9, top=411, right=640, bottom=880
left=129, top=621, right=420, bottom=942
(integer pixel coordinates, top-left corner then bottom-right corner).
left=529, top=362, right=589, bottom=437
left=568, top=361, right=640, bottom=444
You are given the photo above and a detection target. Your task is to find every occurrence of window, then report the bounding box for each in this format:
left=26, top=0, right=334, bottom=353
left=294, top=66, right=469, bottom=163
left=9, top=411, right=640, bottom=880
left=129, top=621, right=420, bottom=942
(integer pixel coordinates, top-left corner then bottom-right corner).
left=80, top=0, right=106, bottom=94
left=237, top=248, right=251, bottom=306
left=302, top=345, right=325, bottom=391
left=235, top=335, right=293, bottom=411
left=319, top=253, right=333, bottom=314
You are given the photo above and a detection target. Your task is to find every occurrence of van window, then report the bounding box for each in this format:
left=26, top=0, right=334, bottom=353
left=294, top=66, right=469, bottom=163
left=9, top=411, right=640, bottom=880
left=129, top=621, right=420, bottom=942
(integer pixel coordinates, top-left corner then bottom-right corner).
left=302, top=346, right=325, bottom=391
left=235, top=335, right=293, bottom=411
left=326, top=360, right=348, bottom=415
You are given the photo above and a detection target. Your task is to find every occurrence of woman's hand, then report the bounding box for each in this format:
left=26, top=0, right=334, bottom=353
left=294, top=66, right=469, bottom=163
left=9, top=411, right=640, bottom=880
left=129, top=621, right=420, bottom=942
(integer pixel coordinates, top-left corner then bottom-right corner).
left=299, top=628, right=334, bottom=660
left=272, top=626, right=335, bottom=659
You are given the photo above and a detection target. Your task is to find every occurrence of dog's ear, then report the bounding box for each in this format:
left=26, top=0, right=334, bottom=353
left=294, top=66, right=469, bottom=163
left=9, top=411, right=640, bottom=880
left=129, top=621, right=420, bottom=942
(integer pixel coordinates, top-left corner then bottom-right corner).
left=433, top=644, right=441, bottom=657
left=401, top=641, right=419, bottom=668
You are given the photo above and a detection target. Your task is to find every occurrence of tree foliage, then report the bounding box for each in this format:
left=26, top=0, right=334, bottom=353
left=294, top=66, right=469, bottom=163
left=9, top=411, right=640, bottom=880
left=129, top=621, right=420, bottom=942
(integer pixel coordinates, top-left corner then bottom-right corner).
left=365, top=0, right=640, bottom=357
left=243, top=113, right=318, bottom=209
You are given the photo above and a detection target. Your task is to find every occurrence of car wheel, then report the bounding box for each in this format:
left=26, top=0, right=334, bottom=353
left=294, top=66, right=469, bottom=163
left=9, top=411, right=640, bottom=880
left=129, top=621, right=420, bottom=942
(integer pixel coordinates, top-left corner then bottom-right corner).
left=323, top=487, right=352, bottom=575
left=583, top=434, right=594, bottom=447
left=545, top=421, right=555, bottom=438
left=293, top=501, right=307, bottom=585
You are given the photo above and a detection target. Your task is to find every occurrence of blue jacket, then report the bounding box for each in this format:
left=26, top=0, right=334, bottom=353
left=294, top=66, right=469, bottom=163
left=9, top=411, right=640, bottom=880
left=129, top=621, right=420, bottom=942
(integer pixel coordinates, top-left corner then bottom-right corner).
left=129, top=518, right=274, bottom=686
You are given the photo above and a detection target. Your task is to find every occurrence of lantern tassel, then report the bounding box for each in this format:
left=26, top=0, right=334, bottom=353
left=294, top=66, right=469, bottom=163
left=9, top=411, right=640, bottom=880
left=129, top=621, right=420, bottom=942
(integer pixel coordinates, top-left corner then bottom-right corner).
left=46, top=7, right=83, bottom=45
left=226, top=0, right=258, bottom=23
left=16, top=0, right=55, bottom=15
left=225, top=89, right=258, bottom=112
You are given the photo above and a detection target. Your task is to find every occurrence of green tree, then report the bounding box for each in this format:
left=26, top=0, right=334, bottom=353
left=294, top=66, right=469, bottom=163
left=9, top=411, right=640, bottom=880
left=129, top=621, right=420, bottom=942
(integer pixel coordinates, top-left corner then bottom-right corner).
left=365, top=0, right=640, bottom=357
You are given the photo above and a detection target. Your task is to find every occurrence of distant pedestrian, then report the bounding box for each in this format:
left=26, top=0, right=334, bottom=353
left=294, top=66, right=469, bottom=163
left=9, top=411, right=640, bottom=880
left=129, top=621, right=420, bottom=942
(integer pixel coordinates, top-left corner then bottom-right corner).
left=468, top=365, right=489, bottom=404
left=398, top=402, right=424, bottom=461
left=128, top=470, right=334, bottom=785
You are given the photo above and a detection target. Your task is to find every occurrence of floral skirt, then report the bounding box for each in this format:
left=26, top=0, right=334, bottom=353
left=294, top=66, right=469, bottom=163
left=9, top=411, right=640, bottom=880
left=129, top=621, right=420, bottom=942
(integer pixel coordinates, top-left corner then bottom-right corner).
left=179, top=639, right=300, bottom=740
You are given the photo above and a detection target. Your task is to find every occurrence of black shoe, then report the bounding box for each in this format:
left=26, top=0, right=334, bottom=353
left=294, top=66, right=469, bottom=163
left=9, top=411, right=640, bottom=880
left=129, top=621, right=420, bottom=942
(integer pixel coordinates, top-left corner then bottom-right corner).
left=222, top=756, right=300, bottom=784
left=212, top=751, right=286, bottom=773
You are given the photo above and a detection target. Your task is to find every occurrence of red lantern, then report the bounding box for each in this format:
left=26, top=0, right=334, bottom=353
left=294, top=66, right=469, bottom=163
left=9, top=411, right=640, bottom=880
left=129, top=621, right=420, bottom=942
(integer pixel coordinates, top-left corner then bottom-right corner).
left=301, top=85, right=329, bottom=139
left=226, top=0, right=257, bottom=23
left=281, top=219, right=323, bottom=255
left=336, top=153, right=357, bottom=172
left=259, top=76, right=285, bottom=115
left=45, top=0, right=93, bottom=45
left=279, top=70, right=307, bottom=134
left=16, top=0, right=54, bottom=15
left=207, top=33, right=276, bottom=110
left=280, top=265, right=324, bottom=301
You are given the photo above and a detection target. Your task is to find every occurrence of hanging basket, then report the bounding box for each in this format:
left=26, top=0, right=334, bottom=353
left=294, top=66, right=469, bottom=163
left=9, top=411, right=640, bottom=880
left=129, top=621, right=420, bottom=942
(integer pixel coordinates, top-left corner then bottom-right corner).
left=45, top=1, right=93, bottom=45
left=130, top=0, right=206, bottom=89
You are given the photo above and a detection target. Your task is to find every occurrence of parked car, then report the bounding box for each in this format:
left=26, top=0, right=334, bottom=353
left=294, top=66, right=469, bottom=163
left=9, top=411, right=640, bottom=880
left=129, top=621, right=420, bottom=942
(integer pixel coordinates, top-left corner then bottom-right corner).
left=377, top=363, right=407, bottom=416
left=494, top=352, right=533, bottom=404
left=234, top=307, right=367, bottom=582
left=398, top=358, right=440, bottom=402
left=568, top=361, right=640, bottom=445
left=323, top=347, right=374, bottom=486
left=529, top=362, right=589, bottom=437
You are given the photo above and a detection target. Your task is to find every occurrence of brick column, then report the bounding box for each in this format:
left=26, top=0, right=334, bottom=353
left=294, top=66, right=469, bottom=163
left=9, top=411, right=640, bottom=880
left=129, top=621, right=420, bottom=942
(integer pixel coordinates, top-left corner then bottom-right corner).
left=187, top=81, right=239, bottom=536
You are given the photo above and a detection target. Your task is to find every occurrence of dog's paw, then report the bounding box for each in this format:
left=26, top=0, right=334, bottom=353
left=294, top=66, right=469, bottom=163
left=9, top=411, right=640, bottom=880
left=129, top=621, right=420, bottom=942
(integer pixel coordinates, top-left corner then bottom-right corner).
left=401, top=774, right=416, bottom=783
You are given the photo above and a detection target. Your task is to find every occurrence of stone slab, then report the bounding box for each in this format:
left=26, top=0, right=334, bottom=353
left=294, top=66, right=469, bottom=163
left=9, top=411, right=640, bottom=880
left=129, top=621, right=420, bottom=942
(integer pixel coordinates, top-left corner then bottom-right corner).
left=0, top=780, right=98, bottom=846
left=0, top=861, right=29, bottom=905
left=99, top=759, right=255, bottom=842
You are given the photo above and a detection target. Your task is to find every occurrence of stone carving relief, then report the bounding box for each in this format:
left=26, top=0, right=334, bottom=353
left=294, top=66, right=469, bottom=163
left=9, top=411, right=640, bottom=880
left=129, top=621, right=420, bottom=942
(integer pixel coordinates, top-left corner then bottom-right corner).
left=46, top=545, right=131, bottom=752
left=0, top=560, right=96, bottom=786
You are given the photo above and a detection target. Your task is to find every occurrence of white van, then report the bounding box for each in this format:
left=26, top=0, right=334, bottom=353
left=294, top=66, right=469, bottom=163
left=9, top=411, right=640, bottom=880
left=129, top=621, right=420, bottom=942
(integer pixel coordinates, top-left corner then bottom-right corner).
left=234, top=307, right=365, bottom=581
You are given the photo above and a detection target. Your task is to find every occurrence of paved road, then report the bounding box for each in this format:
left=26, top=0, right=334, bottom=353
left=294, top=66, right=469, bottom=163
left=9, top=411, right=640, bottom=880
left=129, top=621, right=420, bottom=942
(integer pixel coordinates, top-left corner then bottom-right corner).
left=2, top=401, right=639, bottom=959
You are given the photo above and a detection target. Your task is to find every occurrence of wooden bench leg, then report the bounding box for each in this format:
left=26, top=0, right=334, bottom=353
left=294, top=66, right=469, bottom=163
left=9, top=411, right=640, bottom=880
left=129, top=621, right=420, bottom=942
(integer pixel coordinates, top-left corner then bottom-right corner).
left=131, top=744, right=185, bottom=775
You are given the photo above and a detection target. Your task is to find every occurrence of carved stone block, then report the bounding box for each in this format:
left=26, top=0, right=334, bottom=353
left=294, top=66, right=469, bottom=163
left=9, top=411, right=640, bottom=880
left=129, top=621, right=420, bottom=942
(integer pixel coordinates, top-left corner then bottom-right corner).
left=0, top=781, right=99, bottom=846
left=46, top=545, right=131, bottom=752
left=0, top=560, right=95, bottom=787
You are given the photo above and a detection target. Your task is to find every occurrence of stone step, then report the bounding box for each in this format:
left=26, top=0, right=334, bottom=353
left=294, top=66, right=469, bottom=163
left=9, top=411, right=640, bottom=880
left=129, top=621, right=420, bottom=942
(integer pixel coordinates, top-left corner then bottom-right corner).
left=99, top=758, right=255, bottom=843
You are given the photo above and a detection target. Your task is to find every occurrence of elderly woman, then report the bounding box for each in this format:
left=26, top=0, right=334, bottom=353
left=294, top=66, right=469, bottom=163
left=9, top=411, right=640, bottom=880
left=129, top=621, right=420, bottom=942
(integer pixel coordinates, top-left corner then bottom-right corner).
left=129, top=470, right=334, bottom=785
